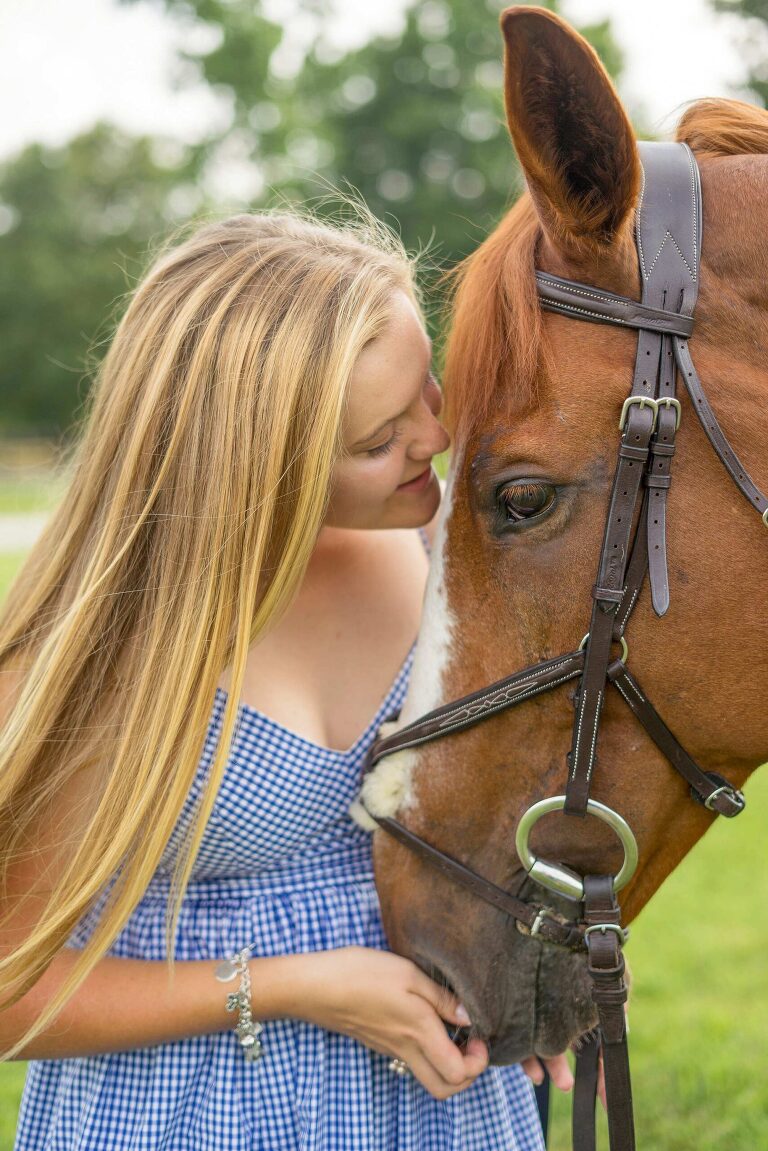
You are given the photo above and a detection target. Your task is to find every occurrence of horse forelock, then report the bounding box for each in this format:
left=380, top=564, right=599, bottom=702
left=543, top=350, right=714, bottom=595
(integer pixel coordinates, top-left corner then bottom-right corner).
left=441, top=195, right=545, bottom=450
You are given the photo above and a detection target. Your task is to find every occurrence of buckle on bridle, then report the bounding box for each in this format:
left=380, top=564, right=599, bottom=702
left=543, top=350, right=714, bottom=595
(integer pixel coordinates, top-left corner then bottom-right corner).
left=656, top=396, right=682, bottom=430
left=762, top=507, right=768, bottom=528
left=584, top=923, right=629, bottom=944
left=704, top=784, right=745, bottom=814
left=530, top=908, right=548, bottom=936
left=619, top=395, right=658, bottom=433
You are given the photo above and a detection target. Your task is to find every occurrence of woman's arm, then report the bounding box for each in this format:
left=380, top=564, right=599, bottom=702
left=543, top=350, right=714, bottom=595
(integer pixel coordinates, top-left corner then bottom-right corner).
left=3, top=943, right=488, bottom=1104
left=0, top=667, right=487, bottom=1099
left=0, top=947, right=289, bottom=1059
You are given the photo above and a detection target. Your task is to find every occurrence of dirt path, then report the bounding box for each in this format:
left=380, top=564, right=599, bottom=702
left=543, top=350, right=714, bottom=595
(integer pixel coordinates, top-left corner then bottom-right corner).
left=0, top=514, right=49, bottom=553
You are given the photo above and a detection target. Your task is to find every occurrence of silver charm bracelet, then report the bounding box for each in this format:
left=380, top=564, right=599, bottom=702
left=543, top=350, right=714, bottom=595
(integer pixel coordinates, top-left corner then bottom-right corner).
left=214, top=947, right=264, bottom=1061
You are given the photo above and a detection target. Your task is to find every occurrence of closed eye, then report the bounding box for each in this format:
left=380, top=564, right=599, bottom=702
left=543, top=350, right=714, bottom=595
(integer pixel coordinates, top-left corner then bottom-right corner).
left=368, top=427, right=404, bottom=457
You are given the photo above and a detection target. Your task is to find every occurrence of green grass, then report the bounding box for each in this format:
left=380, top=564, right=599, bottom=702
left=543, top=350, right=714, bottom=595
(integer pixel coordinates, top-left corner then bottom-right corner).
left=0, top=476, right=67, bottom=516
left=0, top=482, right=766, bottom=1150
left=547, top=767, right=768, bottom=1150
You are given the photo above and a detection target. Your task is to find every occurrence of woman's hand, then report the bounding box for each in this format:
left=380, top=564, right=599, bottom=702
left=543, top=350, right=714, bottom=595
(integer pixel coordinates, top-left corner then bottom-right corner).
left=281, top=946, right=489, bottom=1100
left=521, top=1051, right=575, bottom=1094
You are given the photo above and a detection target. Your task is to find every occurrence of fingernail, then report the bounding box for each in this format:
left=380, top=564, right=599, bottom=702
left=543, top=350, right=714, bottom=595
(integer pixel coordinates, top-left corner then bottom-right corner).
left=456, top=1002, right=471, bottom=1024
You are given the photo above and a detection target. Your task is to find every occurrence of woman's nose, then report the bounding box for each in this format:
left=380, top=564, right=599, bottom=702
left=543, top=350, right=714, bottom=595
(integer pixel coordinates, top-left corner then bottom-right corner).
left=425, top=405, right=451, bottom=455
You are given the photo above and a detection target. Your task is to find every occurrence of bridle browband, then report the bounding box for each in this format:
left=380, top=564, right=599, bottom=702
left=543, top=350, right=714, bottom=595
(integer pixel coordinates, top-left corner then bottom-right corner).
left=356, top=143, right=766, bottom=1150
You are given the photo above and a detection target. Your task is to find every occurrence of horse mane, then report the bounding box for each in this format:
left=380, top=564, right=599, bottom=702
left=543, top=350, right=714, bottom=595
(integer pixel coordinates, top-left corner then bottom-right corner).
left=443, top=97, right=768, bottom=446
left=441, top=194, right=544, bottom=444
left=676, top=97, right=768, bottom=158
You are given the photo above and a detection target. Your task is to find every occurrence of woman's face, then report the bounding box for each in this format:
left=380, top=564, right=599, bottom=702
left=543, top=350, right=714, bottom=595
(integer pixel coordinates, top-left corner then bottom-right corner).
left=325, top=289, right=451, bottom=530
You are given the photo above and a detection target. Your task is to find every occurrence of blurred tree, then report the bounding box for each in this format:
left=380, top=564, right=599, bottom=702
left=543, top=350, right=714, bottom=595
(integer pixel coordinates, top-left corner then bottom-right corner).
left=3, top=1, right=625, bottom=435
left=130, top=0, right=624, bottom=268
left=0, top=123, right=204, bottom=437
left=712, top=0, right=768, bottom=105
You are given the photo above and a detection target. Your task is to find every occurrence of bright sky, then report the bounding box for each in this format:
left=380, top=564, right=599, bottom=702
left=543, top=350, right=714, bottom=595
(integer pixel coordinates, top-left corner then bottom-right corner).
left=0, top=0, right=756, bottom=162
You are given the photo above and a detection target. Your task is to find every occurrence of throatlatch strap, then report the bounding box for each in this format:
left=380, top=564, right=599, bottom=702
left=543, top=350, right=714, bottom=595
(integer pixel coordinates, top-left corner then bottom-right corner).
left=675, top=338, right=768, bottom=524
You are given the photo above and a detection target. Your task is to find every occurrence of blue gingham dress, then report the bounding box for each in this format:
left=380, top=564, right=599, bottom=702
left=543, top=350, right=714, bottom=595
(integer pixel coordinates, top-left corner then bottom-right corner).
left=14, top=529, right=544, bottom=1151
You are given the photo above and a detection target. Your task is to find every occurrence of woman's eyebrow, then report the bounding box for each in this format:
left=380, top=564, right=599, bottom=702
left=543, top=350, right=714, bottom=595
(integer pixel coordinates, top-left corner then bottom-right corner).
left=352, top=414, right=397, bottom=448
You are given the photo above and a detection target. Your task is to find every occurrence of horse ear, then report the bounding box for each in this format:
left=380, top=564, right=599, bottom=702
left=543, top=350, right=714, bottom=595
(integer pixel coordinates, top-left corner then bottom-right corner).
left=500, top=7, right=641, bottom=260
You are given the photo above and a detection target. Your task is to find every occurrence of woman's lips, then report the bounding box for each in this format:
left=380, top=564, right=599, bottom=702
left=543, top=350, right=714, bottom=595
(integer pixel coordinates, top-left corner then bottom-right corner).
left=397, top=465, right=433, bottom=493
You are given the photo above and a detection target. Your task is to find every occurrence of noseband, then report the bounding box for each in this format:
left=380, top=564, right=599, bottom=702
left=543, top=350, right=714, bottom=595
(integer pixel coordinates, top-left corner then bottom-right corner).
left=356, top=142, right=767, bottom=1151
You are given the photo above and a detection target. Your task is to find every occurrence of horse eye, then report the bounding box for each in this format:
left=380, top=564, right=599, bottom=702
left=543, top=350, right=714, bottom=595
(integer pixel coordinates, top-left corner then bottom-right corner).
left=498, top=481, right=556, bottom=524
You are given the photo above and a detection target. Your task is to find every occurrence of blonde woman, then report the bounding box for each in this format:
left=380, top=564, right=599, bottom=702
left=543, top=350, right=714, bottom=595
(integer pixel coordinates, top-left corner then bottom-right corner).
left=0, top=210, right=557, bottom=1149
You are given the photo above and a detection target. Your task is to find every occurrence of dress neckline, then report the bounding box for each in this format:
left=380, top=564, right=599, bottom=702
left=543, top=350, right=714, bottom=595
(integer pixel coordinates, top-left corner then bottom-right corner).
left=214, top=639, right=416, bottom=758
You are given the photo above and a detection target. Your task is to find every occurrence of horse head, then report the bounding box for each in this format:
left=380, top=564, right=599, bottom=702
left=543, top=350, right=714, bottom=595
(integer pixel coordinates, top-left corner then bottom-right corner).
left=353, top=6, right=768, bottom=1063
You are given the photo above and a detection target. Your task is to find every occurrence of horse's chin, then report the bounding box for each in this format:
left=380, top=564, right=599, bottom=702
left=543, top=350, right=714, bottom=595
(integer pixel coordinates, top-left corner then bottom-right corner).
left=475, top=938, right=598, bottom=1065
left=414, top=884, right=599, bottom=1065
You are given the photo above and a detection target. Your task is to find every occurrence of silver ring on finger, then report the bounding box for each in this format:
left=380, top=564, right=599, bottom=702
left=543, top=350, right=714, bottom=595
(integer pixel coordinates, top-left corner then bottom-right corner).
left=388, top=1056, right=410, bottom=1076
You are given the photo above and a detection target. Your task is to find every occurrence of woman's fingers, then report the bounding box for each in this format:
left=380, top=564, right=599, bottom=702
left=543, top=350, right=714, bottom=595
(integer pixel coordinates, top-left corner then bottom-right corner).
left=408, top=967, right=472, bottom=1027
left=418, top=1009, right=488, bottom=1080
left=521, top=1055, right=545, bottom=1085
left=396, top=1001, right=490, bottom=1098
left=597, top=1050, right=607, bottom=1111
left=543, top=1052, right=574, bottom=1091
left=522, top=1052, right=574, bottom=1091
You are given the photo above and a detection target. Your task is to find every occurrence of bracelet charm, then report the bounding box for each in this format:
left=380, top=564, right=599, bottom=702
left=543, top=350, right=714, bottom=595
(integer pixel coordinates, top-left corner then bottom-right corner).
left=215, top=947, right=265, bottom=1062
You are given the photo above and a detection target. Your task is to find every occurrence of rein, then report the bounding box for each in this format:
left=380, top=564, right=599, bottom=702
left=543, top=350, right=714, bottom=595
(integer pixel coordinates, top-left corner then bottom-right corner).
left=356, top=142, right=765, bottom=1150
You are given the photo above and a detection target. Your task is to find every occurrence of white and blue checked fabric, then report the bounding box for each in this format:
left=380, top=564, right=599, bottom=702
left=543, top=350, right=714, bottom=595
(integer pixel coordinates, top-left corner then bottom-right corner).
left=14, top=528, right=544, bottom=1151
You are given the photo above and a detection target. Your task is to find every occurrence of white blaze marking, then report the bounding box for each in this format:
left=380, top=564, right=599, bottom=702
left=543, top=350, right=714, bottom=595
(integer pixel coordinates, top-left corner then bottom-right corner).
left=348, top=454, right=459, bottom=829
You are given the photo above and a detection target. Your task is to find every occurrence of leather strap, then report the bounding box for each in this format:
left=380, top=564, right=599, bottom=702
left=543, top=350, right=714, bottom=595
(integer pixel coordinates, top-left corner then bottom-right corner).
left=646, top=331, right=680, bottom=615
left=536, top=272, right=694, bottom=337
left=572, top=1030, right=600, bottom=1151
left=607, top=661, right=745, bottom=817
left=373, top=815, right=586, bottom=949
left=364, top=650, right=584, bottom=769
left=675, top=337, right=768, bottom=524
left=566, top=402, right=655, bottom=815
left=583, top=877, right=635, bottom=1151
left=564, top=142, right=703, bottom=817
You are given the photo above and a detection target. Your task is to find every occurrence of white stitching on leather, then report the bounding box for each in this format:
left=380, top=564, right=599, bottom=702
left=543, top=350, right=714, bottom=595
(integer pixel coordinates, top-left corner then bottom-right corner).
left=584, top=690, right=602, bottom=785
left=616, top=586, right=640, bottom=631
left=434, top=657, right=578, bottom=729
left=636, top=166, right=648, bottom=279
left=538, top=279, right=632, bottom=309
left=622, top=676, right=645, bottom=703
left=571, top=689, right=588, bottom=782
left=613, top=679, right=634, bottom=709
left=377, top=668, right=582, bottom=759
left=667, top=233, right=696, bottom=281
left=684, top=144, right=699, bottom=282
left=544, top=300, right=632, bottom=326
left=436, top=669, right=582, bottom=730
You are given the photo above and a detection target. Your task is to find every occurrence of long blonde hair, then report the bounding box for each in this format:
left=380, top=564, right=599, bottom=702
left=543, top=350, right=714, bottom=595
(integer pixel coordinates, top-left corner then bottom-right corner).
left=0, top=206, right=421, bottom=1059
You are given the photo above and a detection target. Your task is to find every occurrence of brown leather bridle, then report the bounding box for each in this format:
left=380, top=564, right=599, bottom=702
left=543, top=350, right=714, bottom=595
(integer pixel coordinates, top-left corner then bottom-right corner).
left=357, top=142, right=767, bottom=1150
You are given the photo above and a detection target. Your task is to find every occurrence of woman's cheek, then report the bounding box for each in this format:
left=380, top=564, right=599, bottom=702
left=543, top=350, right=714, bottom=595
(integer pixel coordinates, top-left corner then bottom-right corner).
left=371, top=451, right=408, bottom=498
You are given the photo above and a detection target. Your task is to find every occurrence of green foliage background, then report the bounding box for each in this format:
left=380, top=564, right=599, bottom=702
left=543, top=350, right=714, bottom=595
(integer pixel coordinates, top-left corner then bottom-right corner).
left=0, top=0, right=622, bottom=438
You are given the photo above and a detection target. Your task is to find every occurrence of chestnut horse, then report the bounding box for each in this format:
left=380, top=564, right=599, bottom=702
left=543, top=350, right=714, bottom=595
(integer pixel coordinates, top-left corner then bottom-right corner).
left=353, top=8, right=768, bottom=1068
